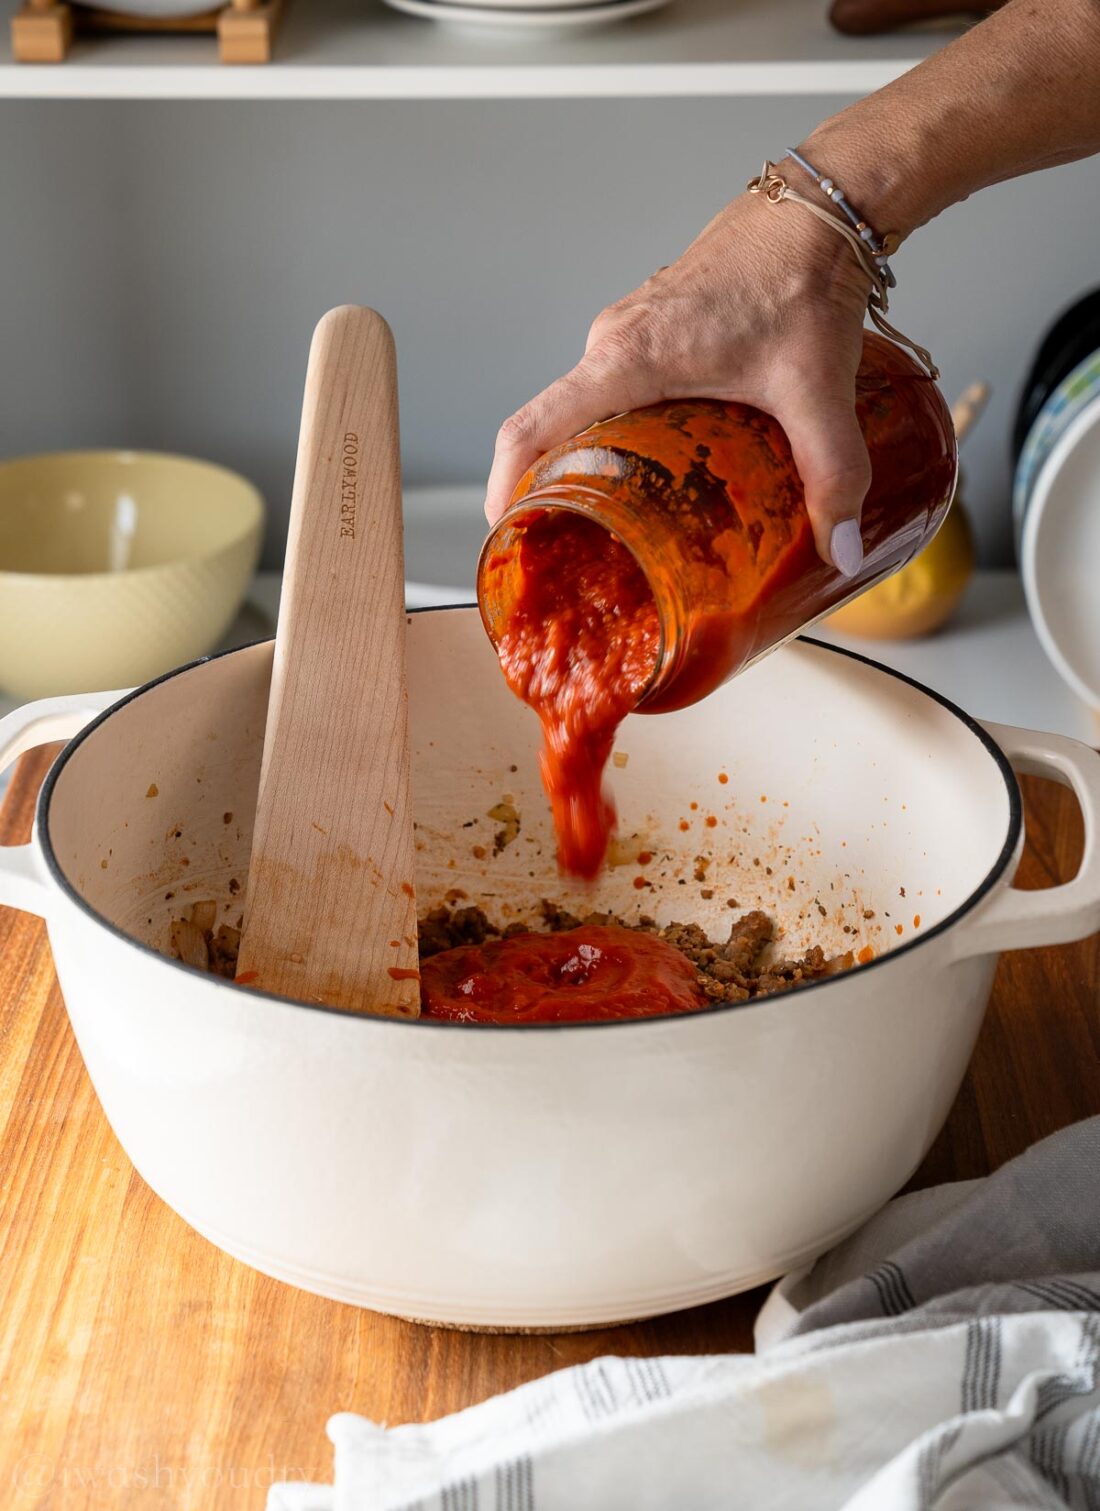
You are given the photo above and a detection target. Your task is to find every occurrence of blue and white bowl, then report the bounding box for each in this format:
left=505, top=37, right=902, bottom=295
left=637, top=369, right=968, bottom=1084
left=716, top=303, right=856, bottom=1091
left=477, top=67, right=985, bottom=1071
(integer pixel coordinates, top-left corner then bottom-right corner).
left=1013, top=349, right=1100, bottom=559
left=1021, top=396, right=1100, bottom=713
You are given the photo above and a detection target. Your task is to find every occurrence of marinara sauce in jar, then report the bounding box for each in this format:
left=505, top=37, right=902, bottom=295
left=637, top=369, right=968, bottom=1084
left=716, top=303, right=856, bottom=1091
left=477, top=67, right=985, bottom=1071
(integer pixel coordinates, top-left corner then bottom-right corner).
left=478, top=332, right=957, bottom=877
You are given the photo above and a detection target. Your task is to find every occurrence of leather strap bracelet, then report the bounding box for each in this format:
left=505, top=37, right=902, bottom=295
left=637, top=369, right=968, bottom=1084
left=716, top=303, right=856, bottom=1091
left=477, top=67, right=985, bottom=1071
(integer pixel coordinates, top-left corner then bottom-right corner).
left=747, top=159, right=938, bottom=380
left=784, top=146, right=899, bottom=289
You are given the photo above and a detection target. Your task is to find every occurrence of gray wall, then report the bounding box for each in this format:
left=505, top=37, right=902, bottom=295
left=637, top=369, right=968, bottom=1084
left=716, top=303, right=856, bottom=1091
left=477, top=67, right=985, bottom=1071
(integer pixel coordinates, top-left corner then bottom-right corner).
left=3, top=98, right=1099, bottom=571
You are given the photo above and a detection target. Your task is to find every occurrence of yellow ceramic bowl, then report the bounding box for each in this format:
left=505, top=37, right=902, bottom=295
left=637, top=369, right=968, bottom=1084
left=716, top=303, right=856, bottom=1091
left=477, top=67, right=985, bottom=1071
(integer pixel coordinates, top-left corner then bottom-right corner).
left=0, top=451, right=263, bottom=699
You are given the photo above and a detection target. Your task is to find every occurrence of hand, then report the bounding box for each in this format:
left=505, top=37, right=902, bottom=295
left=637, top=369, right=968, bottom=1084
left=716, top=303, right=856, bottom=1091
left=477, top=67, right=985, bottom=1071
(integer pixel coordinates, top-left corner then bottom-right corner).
left=484, top=187, right=874, bottom=573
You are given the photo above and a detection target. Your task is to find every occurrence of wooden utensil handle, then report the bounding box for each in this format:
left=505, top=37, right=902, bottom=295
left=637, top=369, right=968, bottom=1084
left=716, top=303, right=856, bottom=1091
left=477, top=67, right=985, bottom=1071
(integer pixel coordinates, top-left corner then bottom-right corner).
left=950, top=382, right=990, bottom=446
left=237, top=307, right=419, bottom=1016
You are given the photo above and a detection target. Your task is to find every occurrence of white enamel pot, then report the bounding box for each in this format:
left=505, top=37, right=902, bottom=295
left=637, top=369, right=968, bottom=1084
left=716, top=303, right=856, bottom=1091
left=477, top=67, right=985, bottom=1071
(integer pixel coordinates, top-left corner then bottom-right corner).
left=2, top=609, right=1100, bottom=1330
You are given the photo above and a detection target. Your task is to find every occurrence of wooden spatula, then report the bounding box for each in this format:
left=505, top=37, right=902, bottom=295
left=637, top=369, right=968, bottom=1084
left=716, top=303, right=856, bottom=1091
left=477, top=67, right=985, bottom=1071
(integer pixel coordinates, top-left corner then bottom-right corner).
left=236, top=306, right=419, bottom=1017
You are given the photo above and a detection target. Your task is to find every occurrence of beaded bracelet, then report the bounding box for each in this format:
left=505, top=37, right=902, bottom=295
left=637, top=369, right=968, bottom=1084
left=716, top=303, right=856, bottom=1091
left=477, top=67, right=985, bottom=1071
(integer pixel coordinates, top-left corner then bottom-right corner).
left=746, top=160, right=938, bottom=381
left=785, top=147, right=899, bottom=290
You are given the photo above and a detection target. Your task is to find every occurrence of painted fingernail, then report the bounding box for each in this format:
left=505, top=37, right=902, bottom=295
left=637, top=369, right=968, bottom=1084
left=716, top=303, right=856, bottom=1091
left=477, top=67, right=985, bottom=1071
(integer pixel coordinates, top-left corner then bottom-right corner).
left=830, top=518, right=864, bottom=579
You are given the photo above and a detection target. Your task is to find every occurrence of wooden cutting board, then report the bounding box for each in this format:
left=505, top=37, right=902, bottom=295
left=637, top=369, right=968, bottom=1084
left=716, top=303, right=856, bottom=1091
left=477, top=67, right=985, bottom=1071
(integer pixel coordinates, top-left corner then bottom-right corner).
left=1, top=742, right=1098, bottom=1510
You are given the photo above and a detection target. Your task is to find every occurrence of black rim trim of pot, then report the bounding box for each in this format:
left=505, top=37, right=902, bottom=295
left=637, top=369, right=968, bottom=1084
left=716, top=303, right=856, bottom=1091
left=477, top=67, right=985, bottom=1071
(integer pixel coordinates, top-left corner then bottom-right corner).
left=36, top=607, right=1023, bottom=1033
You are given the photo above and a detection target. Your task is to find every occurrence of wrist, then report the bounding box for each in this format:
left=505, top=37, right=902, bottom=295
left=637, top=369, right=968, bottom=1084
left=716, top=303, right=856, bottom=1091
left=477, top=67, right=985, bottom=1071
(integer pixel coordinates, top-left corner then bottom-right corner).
left=797, top=79, right=973, bottom=243
left=795, top=110, right=951, bottom=244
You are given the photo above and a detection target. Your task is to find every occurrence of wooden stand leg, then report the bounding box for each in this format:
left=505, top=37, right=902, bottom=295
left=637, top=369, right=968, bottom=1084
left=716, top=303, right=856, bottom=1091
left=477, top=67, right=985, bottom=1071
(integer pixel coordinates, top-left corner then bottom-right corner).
left=217, top=0, right=282, bottom=62
left=11, top=0, right=74, bottom=62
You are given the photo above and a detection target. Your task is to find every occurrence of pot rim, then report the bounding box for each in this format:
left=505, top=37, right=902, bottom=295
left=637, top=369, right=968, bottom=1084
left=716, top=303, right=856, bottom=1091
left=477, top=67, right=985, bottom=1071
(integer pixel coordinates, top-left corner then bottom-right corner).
left=36, top=610, right=1023, bottom=1033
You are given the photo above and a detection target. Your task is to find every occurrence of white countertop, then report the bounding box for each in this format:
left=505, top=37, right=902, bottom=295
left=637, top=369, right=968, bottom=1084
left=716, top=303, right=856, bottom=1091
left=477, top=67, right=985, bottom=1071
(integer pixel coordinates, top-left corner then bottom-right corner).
left=0, top=569, right=1095, bottom=804
left=812, top=572, right=1098, bottom=745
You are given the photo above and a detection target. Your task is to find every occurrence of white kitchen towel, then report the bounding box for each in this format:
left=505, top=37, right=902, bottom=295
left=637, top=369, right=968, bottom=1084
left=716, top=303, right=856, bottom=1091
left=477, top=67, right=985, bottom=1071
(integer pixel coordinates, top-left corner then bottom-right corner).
left=267, top=1311, right=1100, bottom=1510
left=267, top=1120, right=1100, bottom=1511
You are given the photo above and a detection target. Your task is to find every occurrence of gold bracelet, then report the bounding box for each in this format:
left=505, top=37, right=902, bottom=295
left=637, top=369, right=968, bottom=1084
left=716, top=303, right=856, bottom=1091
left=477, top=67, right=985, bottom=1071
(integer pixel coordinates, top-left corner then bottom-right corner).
left=748, top=161, right=938, bottom=381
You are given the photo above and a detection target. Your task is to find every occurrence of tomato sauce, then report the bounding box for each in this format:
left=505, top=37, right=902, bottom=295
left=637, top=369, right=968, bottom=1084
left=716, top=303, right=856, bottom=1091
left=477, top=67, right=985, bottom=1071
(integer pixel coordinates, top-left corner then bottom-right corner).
left=420, top=923, right=706, bottom=1023
left=479, top=335, right=957, bottom=882
left=491, top=512, right=660, bottom=878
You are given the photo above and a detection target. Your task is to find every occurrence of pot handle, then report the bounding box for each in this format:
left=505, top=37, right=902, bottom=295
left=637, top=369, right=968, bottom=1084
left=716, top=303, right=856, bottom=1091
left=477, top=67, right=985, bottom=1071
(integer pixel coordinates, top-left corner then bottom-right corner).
left=951, top=720, right=1100, bottom=960
left=0, top=689, right=129, bottom=917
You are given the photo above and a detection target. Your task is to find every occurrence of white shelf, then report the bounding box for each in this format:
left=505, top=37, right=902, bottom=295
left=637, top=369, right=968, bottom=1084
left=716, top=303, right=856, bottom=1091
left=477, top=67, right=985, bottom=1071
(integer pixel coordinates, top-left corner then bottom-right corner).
left=0, top=0, right=957, bottom=99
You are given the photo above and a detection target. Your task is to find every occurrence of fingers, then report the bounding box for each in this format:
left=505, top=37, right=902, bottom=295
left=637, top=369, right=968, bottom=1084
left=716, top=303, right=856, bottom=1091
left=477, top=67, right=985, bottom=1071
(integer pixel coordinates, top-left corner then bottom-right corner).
left=774, top=384, right=872, bottom=573
left=484, top=351, right=660, bottom=525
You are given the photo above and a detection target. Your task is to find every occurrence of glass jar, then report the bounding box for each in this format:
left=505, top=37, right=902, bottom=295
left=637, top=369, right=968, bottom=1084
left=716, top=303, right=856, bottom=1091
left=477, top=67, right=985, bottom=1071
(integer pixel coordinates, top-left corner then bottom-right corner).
left=478, top=332, right=958, bottom=715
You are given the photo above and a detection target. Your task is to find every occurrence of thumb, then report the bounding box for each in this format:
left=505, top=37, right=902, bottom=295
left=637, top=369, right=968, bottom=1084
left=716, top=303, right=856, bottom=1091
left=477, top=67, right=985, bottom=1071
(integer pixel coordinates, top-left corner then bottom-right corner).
left=484, top=351, right=659, bottom=525
left=775, top=388, right=872, bottom=575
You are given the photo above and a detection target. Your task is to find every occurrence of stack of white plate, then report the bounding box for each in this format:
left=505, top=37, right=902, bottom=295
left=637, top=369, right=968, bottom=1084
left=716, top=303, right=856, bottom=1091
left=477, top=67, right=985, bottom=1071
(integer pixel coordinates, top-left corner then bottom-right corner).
left=383, top=0, right=670, bottom=31
left=1013, top=349, right=1100, bottom=558
left=1020, top=395, right=1100, bottom=718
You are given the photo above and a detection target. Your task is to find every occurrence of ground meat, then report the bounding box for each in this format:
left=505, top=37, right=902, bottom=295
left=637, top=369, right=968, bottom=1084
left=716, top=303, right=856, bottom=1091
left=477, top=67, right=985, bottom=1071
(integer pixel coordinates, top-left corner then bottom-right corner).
left=174, top=896, right=853, bottom=1008
left=416, top=903, right=500, bottom=957
left=209, top=924, right=241, bottom=977
left=537, top=899, right=583, bottom=934
left=167, top=902, right=242, bottom=980
left=417, top=902, right=852, bottom=1008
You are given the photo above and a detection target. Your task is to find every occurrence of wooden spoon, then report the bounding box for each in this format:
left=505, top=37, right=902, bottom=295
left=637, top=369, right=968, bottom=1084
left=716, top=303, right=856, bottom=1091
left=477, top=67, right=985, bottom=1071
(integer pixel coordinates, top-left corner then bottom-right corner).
left=236, top=306, right=420, bottom=1017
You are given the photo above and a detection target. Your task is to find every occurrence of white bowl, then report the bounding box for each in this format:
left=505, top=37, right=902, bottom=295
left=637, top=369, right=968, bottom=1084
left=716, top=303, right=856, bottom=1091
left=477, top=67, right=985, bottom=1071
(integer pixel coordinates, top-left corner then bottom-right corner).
left=1013, top=349, right=1100, bottom=557
left=71, top=0, right=215, bottom=13
left=0, top=615, right=1098, bottom=1328
left=1021, top=397, right=1100, bottom=712
left=381, top=0, right=669, bottom=27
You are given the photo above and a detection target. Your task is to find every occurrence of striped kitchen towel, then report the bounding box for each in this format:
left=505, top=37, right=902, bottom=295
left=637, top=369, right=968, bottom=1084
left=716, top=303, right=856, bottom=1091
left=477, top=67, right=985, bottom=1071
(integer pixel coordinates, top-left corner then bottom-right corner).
left=268, top=1118, right=1100, bottom=1511
left=756, top=1116, right=1100, bottom=1346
